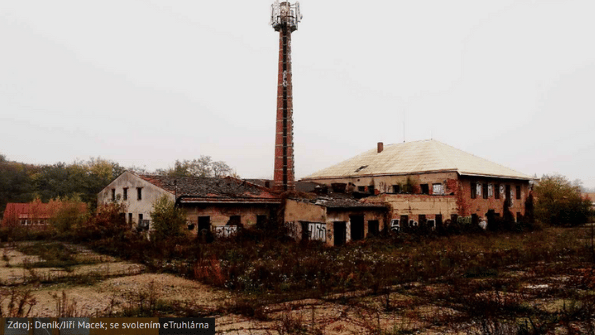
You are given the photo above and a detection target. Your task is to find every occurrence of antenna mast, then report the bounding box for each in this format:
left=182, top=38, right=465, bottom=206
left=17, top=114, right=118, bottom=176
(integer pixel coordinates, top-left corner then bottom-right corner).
left=270, top=1, right=302, bottom=192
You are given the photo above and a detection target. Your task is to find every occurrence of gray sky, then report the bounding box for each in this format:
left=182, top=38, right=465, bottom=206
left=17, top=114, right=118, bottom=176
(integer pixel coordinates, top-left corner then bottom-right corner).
left=1, top=0, right=594, bottom=188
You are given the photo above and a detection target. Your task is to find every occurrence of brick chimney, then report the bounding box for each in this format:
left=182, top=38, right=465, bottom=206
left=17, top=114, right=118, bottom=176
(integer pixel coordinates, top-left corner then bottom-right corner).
left=271, top=1, right=301, bottom=192
left=377, top=142, right=384, bottom=153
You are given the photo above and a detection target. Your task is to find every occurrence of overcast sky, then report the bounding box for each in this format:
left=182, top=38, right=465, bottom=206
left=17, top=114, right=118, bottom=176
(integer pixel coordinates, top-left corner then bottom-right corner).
left=1, top=0, right=594, bottom=188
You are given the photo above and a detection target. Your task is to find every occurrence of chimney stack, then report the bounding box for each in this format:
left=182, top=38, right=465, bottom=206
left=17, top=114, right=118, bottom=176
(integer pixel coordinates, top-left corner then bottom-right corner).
left=377, top=142, right=384, bottom=153
left=270, top=1, right=302, bottom=192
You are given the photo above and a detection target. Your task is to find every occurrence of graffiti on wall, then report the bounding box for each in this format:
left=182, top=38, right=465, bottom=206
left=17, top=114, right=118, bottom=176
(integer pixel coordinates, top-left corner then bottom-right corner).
left=285, top=221, right=299, bottom=239
left=390, top=219, right=400, bottom=232
left=307, top=222, right=326, bottom=241
left=457, top=216, right=472, bottom=225
left=215, top=225, right=238, bottom=238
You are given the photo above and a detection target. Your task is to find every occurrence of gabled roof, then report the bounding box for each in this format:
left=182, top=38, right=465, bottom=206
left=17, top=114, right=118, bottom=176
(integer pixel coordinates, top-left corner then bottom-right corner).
left=302, top=139, right=532, bottom=181
left=137, top=175, right=280, bottom=204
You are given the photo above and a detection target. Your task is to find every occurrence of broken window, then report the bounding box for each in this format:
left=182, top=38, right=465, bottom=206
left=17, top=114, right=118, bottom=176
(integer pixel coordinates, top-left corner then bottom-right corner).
left=392, top=185, right=400, bottom=193
left=123, top=188, right=128, bottom=200
left=488, top=184, right=493, bottom=198
left=470, top=183, right=477, bottom=199
left=138, top=214, right=143, bottom=226
left=495, top=183, right=500, bottom=199
left=111, top=189, right=116, bottom=201
left=483, top=183, right=488, bottom=199
left=420, top=184, right=429, bottom=194
left=432, top=183, right=443, bottom=195
left=369, top=185, right=375, bottom=195
left=358, top=186, right=366, bottom=193
left=128, top=213, right=132, bottom=224
left=516, top=185, right=521, bottom=199
left=137, top=187, right=143, bottom=200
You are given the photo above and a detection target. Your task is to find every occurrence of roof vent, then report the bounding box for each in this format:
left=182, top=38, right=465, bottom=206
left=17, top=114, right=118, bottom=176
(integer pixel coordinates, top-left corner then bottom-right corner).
left=377, top=142, right=383, bottom=153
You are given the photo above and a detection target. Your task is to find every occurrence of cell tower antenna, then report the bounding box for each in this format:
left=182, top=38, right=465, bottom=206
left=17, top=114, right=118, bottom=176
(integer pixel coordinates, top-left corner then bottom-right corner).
left=270, top=1, right=302, bottom=192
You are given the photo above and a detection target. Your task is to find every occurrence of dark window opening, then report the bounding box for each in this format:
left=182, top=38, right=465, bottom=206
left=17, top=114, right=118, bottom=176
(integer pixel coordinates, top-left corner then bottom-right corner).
left=471, top=214, right=479, bottom=226
left=256, top=215, right=267, bottom=229
left=451, top=214, right=458, bottom=224
left=301, top=221, right=309, bottom=240
left=483, top=183, right=489, bottom=199
left=516, top=212, right=522, bottom=222
left=138, top=214, right=143, bottom=225
left=420, top=184, right=429, bottom=194
left=505, top=185, right=511, bottom=206
left=111, top=189, right=116, bottom=201
left=495, top=184, right=500, bottom=199
left=418, top=214, right=427, bottom=227
left=228, top=215, right=241, bottom=226
left=436, top=214, right=443, bottom=228
left=123, top=188, right=128, bottom=200
left=358, top=186, right=366, bottom=193
left=392, top=185, right=400, bottom=193
left=516, top=185, right=521, bottom=199
left=334, top=222, right=346, bottom=246
left=137, top=187, right=142, bottom=200
left=400, top=215, right=409, bottom=228
left=350, top=215, right=365, bottom=241
left=198, top=216, right=211, bottom=233
left=368, top=220, right=379, bottom=236
left=369, top=185, right=375, bottom=195
left=128, top=213, right=132, bottom=225
left=470, top=183, right=477, bottom=199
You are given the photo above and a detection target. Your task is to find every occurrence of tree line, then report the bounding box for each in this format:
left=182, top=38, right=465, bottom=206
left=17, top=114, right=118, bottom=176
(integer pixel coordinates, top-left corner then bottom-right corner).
left=0, top=154, right=234, bottom=216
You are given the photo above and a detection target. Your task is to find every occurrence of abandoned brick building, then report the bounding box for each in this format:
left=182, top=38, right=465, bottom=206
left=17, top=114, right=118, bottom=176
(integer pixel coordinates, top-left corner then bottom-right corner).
left=284, top=195, right=387, bottom=246
left=301, top=139, right=534, bottom=230
left=97, top=172, right=281, bottom=237
left=1, top=200, right=87, bottom=228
